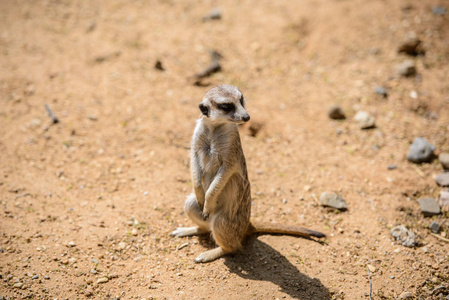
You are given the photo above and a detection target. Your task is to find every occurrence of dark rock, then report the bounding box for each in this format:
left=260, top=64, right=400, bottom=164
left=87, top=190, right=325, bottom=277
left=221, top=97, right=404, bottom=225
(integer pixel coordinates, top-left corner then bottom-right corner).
left=439, top=153, right=449, bottom=170
left=319, top=192, right=348, bottom=210
left=435, top=173, right=449, bottom=187
left=429, top=221, right=441, bottom=234
left=154, top=60, right=164, bottom=71
left=374, top=86, right=388, bottom=98
left=432, top=6, right=447, bottom=15
left=387, top=164, right=397, bottom=170
left=391, top=225, right=417, bottom=247
left=328, top=105, right=346, bottom=120
left=417, top=197, right=441, bottom=216
left=398, top=38, right=424, bottom=56
left=406, top=137, right=435, bottom=163
left=397, top=60, right=417, bottom=77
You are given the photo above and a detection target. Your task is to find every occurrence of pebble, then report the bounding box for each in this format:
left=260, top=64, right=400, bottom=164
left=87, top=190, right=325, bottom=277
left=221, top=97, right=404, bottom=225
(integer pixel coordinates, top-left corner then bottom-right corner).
left=202, top=8, right=222, bottom=21
left=131, top=228, right=138, bottom=236
left=32, top=275, right=39, bottom=280
left=374, top=86, right=388, bottom=98
left=429, top=221, right=441, bottom=234
left=367, top=264, right=376, bottom=273
left=387, top=164, right=397, bottom=170
left=398, top=37, right=423, bottom=56
left=328, top=105, right=346, bottom=120
left=438, top=190, right=449, bottom=209
left=399, top=291, right=413, bottom=299
left=417, top=197, right=441, bottom=216
left=391, top=225, right=417, bottom=247
left=319, top=192, right=348, bottom=210
left=354, top=111, right=375, bottom=129
left=68, top=257, right=77, bottom=265
left=97, top=277, right=109, bottom=284
left=91, top=268, right=97, bottom=274
left=118, top=242, right=127, bottom=250
left=439, top=153, right=449, bottom=170
left=432, top=6, right=447, bottom=15
left=13, top=282, right=23, bottom=288
left=67, top=241, right=76, bottom=247
left=435, top=173, right=449, bottom=187
left=397, top=59, right=417, bottom=77
left=406, top=137, right=435, bottom=163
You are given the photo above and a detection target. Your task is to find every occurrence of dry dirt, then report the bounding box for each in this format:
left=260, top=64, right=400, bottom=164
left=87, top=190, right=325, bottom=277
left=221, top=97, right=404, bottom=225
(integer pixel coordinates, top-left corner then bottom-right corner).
left=1, top=0, right=449, bottom=299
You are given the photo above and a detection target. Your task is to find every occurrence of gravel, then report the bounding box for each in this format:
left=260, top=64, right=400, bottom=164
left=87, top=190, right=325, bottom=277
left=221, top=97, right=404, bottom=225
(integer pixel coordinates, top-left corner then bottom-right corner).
left=319, top=192, right=348, bottom=210
left=328, top=105, right=346, bottom=120
left=397, top=59, right=416, bottom=77
left=406, top=137, right=435, bottom=163
left=438, top=153, right=449, bottom=170
left=374, top=86, right=388, bottom=98
left=417, top=197, right=441, bottom=216
left=429, top=221, right=441, bottom=234
left=435, top=173, right=449, bottom=187
left=354, top=111, right=375, bottom=129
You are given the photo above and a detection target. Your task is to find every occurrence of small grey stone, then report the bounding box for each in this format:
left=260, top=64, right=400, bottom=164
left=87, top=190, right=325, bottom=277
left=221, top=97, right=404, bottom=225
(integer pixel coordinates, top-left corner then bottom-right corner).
left=391, top=225, right=417, bottom=247
left=91, top=258, right=99, bottom=264
left=397, top=59, right=417, bottom=77
left=202, top=8, right=222, bottom=21
left=417, top=197, right=441, bottom=216
left=328, top=105, right=346, bottom=120
left=67, top=241, right=76, bottom=247
left=319, top=192, right=348, bottom=210
left=407, top=137, right=435, bottom=163
left=387, top=164, right=397, bottom=170
left=432, top=6, right=447, bottom=15
left=435, top=173, right=449, bottom=187
left=438, top=190, right=449, bottom=209
left=429, top=221, right=441, bottom=234
left=374, top=86, right=388, bottom=98
left=31, top=275, right=39, bottom=280
left=439, top=153, right=449, bottom=170
left=354, top=111, right=375, bottom=129
left=91, top=268, right=97, bottom=274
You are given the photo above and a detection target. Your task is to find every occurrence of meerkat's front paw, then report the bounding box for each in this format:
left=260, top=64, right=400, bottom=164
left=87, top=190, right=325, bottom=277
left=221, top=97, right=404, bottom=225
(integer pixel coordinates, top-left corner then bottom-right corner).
left=170, top=226, right=207, bottom=237
left=194, top=247, right=227, bottom=263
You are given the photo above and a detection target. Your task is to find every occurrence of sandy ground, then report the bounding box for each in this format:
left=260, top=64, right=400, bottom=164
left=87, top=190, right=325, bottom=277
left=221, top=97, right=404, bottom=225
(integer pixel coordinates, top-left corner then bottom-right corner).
left=1, top=0, right=449, bottom=299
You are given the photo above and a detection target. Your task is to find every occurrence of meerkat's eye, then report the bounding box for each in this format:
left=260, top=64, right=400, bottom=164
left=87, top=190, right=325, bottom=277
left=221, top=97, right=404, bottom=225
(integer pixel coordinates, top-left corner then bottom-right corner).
left=239, top=95, right=244, bottom=106
left=218, top=103, right=235, bottom=112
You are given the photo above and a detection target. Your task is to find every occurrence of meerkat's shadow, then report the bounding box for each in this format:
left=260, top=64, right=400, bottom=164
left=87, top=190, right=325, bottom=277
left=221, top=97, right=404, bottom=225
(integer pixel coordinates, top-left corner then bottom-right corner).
left=223, top=236, right=330, bottom=300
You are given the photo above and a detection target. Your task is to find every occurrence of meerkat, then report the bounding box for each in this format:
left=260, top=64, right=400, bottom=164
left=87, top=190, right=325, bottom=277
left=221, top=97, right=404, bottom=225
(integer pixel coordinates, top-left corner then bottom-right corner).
left=171, top=84, right=325, bottom=263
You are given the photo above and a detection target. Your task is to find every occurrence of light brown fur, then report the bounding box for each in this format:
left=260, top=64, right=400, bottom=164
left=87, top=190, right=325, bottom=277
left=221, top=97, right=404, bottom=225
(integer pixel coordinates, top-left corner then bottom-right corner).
left=171, top=84, right=325, bottom=263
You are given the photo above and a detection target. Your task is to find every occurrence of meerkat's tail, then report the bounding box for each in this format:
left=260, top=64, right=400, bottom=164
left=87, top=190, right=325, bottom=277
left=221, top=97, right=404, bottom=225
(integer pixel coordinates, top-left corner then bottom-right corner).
left=248, top=221, right=326, bottom=238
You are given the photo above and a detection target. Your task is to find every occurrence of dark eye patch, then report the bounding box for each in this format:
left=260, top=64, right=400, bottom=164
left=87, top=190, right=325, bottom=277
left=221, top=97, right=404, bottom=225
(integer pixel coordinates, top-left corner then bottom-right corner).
left=239, top=95, right=244, bottom=106
left=218, top=102, right=235, bottom=112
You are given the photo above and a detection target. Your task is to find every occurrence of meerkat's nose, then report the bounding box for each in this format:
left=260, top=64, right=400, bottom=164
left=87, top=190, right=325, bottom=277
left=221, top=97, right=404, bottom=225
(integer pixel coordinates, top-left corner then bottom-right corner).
left=242, top=114, right=250, bottom=122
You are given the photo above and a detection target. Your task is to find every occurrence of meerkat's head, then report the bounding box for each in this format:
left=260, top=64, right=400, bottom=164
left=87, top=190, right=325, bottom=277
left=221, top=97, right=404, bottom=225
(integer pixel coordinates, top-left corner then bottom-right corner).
left=199, top=84, right=250, bottom=124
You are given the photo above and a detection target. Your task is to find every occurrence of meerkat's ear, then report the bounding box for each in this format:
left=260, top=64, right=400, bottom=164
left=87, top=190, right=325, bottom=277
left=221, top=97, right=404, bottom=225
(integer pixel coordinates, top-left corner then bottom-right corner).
left=199, top=102, right=209, bottom=117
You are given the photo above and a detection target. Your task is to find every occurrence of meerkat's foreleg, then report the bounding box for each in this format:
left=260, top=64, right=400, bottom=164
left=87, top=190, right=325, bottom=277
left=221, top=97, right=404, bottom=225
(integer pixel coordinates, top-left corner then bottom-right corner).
left=170, top=193, right=210, bottom=237
left=203, top=166, right=235, bottom=218
left=191, top=153, right=205, bottom=208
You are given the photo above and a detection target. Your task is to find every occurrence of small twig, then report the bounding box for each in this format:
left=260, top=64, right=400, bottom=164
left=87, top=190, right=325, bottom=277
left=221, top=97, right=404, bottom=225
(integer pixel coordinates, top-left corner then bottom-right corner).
left=15, top=193, right=31, bottom=199
left=44, top=103, right=59, bottom=124
left=366, top=266, right=372, bottom=300
left=411, top=165, right=425, bottom=178
left=430, top=232, right=449, bottom=243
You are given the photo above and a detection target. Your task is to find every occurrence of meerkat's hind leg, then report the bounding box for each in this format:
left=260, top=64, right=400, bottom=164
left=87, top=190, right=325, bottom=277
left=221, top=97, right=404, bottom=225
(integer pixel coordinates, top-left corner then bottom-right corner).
left=170, top=226, right=208, bottom=237
left=194, top=247, right=228, bottom=263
